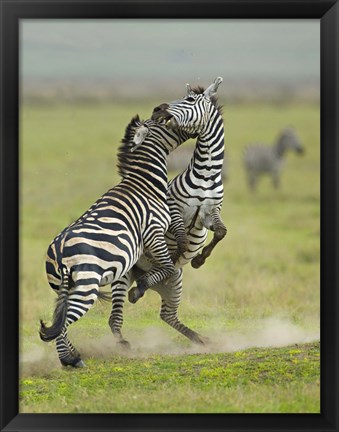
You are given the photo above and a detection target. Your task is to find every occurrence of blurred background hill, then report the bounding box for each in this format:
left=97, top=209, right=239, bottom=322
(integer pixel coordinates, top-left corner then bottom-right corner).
left=21, top=19, right=319, bottom=104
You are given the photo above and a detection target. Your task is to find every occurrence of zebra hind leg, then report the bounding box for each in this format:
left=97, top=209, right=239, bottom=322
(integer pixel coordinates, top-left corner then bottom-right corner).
left=191, top=210, right=227, bottom=269
left=161, top=306, right=209, bottom=345
left=56, top=329, right=85, bottom=367
left=109, top=275, right=132, bottom=349
left=56, top=280, right=100, bottom=367
left=157, top=270, right=209, bottom=345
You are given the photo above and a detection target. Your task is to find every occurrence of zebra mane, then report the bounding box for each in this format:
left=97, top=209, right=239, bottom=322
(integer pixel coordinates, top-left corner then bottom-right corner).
left=191, top=86, right=223, bottom=117
left=117, top=114, right=143, bottom=178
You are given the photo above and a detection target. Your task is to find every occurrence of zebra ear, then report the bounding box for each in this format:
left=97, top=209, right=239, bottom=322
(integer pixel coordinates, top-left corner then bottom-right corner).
left=132, top=125, right=149, bottom=152
left=203, top=76, right=223, bottom=99
left=186, top=83, right=194, bottom=96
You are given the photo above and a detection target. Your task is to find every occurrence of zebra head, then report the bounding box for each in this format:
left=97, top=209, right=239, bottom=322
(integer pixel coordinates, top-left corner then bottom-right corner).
left=152, top=77, right=223, bottom=135
left=276, top=128, right=304, bottom=156
left=117, top=113, right=197, bottom=179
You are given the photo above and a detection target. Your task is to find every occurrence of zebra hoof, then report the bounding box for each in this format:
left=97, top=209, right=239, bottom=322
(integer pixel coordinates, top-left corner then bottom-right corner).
left=128, top=286, right=143, bottom=304
left=191, top=255, right=205, bottom=269
left=118, top=339, right=131, bottom=350
left=192, top=334, right=210, bottom=345
left=60, top=357, right=86, bottom=368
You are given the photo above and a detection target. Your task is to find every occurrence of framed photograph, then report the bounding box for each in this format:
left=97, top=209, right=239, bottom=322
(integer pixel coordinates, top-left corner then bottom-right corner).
left=1, top=1, right=338, bottom=431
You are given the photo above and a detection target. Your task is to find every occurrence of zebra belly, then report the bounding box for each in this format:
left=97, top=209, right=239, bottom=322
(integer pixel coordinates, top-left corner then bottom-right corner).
left=135, top=224, right=208, bottom=272
left=253, top=165, right=280, bottom=174
left=175, top=228, right=208, bottom=267
left=134, top=201, right=220, bottom=272
left=133, top=253, right=154, bottom=273
left=166, top=224, right=208, bottom=268
left=246, top=152, right=282, bottom=174
left=181, top=201, right=221, bottom=229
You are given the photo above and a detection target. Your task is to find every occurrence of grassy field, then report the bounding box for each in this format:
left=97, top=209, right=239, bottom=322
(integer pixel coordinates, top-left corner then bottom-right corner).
left=19, top=100, right=320, bottom=413
left=20, top=342, right=319, bottom=413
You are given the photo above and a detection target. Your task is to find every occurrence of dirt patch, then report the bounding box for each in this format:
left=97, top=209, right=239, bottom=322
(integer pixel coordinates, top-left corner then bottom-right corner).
left=20, top=317, right=319, bottom=376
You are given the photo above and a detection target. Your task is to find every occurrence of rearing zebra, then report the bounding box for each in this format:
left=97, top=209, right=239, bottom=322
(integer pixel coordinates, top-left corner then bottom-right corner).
left=243, top=127, right=304, bottom=191
left=110, top=77, right=227, bottom=346
left=41, top=114, right=194, bottom=367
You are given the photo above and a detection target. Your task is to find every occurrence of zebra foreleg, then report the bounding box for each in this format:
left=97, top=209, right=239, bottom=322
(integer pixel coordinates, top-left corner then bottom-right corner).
left=160, top=301, right=208, bottom=344
left=109, top=273, right=133, bottom=349
left=167, top=200, right=189, bottom=264
left=128, top=262, right=175, bottom=304
left=155, top=269, right=209, bottom=345
left=271, top=171, right=280, bottom=189
left=128, top=232, right=175, bottom=304
left=191, top=209, right=227, bottom=269
left=247, top=171, right=258, bottom=192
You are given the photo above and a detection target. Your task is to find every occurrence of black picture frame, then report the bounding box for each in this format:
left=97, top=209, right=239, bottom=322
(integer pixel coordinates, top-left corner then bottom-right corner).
left=1, top=1, right=338, bottom=431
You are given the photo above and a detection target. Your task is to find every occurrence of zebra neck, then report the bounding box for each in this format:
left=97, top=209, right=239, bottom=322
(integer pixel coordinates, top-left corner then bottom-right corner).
left=197, top=110, right=223, bottom=144
left=188, top=145, right=224, bottom=180
left=189, top=117, right=224, bottom=179
left=124, top=150, right=169, bottom=201
left=274, top=138, right=287, bottom=157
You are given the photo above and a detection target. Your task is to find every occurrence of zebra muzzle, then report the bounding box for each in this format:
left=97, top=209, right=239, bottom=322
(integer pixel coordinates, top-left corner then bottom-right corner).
left=151, top=105, right=177, bottom=129
left=165, top=116, right=178, bottom=130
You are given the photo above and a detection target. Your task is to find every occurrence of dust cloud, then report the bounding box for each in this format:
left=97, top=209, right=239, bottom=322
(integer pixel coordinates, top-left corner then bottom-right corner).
left=20, top=317, right=319, bottom=376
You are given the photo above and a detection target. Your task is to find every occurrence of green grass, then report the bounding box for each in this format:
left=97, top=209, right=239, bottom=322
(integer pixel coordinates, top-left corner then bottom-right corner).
left=20, top=342, right=320, bottom=413
left=19, top=100, right=320, bottom=413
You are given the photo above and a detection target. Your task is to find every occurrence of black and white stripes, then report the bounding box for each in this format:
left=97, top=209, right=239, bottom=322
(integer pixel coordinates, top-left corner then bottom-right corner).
left=41, top=115, right=193, bottom=367
left=109, top=77, right=227, bottom=346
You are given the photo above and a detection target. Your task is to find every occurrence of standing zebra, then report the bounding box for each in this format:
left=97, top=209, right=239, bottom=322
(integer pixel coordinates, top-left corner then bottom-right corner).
left=41, top=114, right=194, bottom=367
left=243, top=127, right=304, bottom=192
left=110, top=77, right=227, bottom=346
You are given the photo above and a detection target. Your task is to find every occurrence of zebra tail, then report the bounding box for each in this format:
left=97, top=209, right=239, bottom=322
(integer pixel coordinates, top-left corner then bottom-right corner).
left=39, top=267, right=70, bottom=342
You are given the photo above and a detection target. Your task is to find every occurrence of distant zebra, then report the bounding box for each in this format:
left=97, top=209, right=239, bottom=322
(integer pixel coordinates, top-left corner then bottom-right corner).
left=41, top=115, right=194, bottom=367
left=110, top=77, right=227, bottom=346
left=243, top=127, right=304, bottom=191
